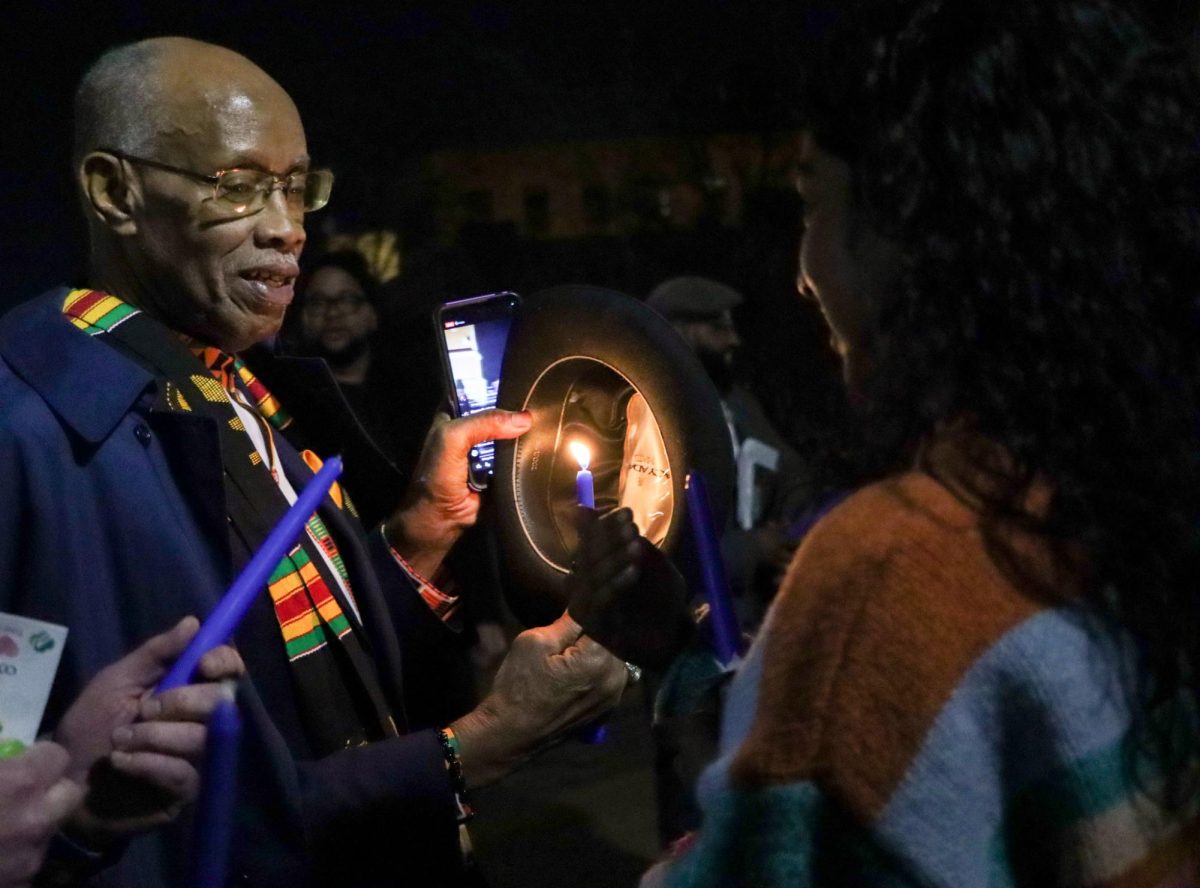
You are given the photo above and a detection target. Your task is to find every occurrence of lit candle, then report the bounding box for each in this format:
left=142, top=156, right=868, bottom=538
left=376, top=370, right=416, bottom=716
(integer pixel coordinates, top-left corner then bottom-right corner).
left=569, top=441, right=595, bottom=508
left=568, top=439, right=606, bottom=743
left=158, top=456, right=344, bottom=692
left=685, top=471, right=742, bottom=666
left=191, top=693, right=241, bottom=888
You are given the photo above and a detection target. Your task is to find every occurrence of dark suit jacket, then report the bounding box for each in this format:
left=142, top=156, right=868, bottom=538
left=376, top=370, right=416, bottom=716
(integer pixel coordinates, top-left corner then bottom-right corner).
left=0, top=289, right=467, bottom=886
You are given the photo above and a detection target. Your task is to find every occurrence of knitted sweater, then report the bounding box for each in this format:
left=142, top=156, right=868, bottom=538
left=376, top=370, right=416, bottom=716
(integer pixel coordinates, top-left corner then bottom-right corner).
left=645, top=460, right=1200, bottom=887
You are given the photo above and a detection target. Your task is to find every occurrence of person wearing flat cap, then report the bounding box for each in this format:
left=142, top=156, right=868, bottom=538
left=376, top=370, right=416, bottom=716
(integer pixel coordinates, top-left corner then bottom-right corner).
left=647, top=276, right=813, bottom=620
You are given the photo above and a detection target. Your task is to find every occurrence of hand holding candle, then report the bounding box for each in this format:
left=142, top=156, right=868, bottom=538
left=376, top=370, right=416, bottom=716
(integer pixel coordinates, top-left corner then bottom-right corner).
left=565, top=506, right=692, bottom=670
left=47, top=620, right=244, bottom=850
left=158, top=456, right=344, bottom=692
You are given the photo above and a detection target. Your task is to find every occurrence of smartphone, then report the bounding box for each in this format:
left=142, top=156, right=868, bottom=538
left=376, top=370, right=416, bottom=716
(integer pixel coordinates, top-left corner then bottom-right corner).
left=434, top=291, right=521, bottom=491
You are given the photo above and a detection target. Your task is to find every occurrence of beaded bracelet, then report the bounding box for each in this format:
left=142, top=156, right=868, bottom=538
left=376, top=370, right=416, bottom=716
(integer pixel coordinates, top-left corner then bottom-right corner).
left=437, top=726, right=475, bottom=823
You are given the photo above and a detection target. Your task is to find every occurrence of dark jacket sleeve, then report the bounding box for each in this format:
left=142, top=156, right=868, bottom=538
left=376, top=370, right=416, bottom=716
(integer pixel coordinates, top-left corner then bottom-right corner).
left=296, top=728, right=463, bottom=885
left=366, top=528, right=479, bottom=730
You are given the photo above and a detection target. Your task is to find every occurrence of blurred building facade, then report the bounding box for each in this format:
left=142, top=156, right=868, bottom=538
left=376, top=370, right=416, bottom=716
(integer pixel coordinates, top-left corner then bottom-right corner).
left=426, top=132, right=801, bottom=243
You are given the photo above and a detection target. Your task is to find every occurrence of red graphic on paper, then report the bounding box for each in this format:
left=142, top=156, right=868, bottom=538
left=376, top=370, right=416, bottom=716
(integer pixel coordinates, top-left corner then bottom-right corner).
left=0, top=635, right=18, bottom=657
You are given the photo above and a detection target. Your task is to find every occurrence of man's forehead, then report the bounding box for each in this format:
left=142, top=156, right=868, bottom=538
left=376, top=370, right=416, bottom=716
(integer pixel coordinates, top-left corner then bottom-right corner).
left=155, top=74, right=308, bottom=170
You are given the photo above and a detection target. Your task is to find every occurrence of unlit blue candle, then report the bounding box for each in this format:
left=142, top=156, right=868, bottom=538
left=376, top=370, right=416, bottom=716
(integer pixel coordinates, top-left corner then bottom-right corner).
left=191, top=696, right=241, bottom=888
left=685, top=471, right=742, bottom=665
left=158, top=456, right=344, bottom=692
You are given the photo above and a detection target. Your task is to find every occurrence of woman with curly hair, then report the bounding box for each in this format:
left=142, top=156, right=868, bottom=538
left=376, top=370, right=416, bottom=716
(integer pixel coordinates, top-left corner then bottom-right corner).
left=645, top=0, right=1200, bottom=884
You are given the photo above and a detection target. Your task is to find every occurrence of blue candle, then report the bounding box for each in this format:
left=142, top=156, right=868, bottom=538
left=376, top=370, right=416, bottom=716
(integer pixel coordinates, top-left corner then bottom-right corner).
left=570, top=441, right=595, bottom=509
left=191, top=695, right=241, bottom=888
left=158, top=456, right=344, bottom=692
left=685, top=471, right=742, bottom=665
left=568, top=440, right=606, bottom=743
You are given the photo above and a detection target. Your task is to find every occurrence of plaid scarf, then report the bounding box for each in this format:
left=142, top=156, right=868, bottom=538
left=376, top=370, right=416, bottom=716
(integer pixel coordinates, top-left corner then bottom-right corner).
left=64, top=288, right=398, bottom=754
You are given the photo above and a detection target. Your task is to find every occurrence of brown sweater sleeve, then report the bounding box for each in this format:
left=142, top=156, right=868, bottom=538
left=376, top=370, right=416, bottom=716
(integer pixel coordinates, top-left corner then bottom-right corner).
left=732, top=470, right=1044, bottom=824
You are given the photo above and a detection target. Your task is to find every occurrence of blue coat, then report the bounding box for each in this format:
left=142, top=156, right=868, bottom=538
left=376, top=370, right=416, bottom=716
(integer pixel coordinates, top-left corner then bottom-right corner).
left=0, top=289, right=465, bottom=886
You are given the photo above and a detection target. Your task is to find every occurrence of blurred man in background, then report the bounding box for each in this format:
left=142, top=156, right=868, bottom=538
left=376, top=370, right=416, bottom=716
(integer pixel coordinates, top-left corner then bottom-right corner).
left=648, top=276, right=812, bottom=622
left=295, top=250, right=431, bottom=475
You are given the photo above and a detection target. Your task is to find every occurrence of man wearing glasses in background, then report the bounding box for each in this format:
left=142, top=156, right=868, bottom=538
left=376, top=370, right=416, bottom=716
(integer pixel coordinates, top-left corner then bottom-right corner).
left=0, top=36, right=628, bottom=886
left=296, top=252, right=383, bottom=397
left=293, top=250, right=434, bottom=509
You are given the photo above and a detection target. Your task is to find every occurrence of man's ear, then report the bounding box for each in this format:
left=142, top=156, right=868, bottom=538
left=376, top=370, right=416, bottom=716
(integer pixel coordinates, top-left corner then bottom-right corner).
left=79, top=151, right=139, bottom=235
left=364, top=304, right=379, bottom=335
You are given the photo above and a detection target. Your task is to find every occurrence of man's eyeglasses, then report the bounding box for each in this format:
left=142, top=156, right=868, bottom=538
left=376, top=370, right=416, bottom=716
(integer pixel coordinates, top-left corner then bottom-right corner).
left=303, top=292, right=369, bottom=315
left=100, top=149, right=334, bottom=215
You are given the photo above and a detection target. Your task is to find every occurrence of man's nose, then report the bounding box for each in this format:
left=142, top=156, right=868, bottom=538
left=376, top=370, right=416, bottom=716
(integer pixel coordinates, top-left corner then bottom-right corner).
left=255, top=188, right=306, bottom=253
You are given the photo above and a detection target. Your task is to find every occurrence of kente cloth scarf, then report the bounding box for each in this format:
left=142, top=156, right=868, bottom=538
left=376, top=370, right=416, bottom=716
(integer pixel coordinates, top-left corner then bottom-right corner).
left=63, top=288, right=399, bottom=755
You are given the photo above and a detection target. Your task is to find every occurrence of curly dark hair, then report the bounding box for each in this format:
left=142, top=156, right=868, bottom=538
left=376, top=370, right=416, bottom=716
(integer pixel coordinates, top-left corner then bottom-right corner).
left=797, top=0, right=1200, bottom=803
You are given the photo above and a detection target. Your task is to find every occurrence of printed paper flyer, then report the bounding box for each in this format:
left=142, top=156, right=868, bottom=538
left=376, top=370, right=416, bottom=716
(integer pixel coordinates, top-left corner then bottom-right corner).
left=0, top=613, right=68, bottom=755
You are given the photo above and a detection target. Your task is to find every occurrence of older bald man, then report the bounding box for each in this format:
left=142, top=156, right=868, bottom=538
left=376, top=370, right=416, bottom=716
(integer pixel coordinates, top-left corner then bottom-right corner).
left=0, top=37, right=627, bottom=886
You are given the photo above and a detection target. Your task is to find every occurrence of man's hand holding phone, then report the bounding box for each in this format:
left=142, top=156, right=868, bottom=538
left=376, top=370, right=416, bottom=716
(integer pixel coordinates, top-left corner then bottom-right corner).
left=385, top=409, right=532, bottom=578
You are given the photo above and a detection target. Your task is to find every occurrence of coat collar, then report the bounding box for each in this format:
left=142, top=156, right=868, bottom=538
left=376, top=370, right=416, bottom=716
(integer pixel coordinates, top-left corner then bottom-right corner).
left=0, top=290, right=406, bottom=516
left=0, top=287, right=155, bottom=444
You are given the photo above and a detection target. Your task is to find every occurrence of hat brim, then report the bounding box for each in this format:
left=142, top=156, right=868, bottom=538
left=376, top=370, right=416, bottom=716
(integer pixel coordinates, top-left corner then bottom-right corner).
left=493, top=285, right=735, bottom=626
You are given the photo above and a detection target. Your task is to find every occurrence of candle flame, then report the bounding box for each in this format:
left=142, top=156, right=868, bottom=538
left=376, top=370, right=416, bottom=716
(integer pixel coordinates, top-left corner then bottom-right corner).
left=568, top=440, right=591, bottom=470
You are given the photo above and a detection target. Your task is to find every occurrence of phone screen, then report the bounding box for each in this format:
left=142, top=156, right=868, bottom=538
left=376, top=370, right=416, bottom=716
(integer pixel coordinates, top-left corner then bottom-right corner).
left=437, top=292, right=520, bottom=485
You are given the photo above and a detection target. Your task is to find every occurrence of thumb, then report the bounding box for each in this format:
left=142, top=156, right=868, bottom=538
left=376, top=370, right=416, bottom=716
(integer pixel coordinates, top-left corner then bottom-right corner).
left=540, top=611, right=584, bottom=653
left=120, top=616, right=200, bottom=682
left=42, top=776, right=86, bottom=824
left=447, top=409, right=532, bottom=450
